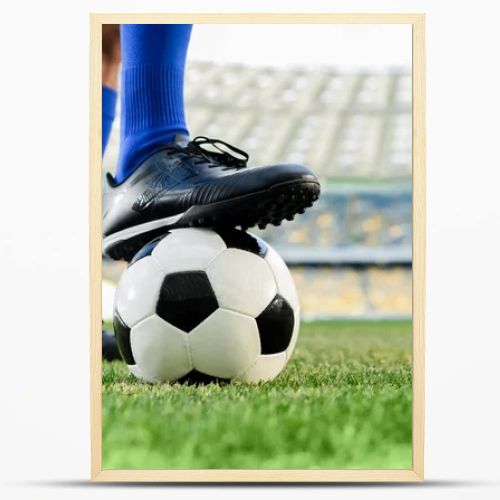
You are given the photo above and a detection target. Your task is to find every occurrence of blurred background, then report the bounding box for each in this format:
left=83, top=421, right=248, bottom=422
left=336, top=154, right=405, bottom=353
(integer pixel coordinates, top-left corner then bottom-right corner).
left=102, top=24, right=412, bottom=322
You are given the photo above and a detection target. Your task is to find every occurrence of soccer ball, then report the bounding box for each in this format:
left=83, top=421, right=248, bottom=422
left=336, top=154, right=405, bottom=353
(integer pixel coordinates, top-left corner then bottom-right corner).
left=113, top=227, right=299, bottom=384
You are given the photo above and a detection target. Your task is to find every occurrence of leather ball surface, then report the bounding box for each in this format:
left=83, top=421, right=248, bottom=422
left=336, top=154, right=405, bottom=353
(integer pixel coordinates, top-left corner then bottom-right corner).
left=113, top=227, right=299, bottom=383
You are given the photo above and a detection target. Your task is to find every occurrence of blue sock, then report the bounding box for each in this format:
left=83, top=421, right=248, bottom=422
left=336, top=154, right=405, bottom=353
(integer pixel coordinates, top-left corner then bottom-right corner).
left=115, top=24, right=192, bottom=183
left=102, top=85, right=117, bottom=155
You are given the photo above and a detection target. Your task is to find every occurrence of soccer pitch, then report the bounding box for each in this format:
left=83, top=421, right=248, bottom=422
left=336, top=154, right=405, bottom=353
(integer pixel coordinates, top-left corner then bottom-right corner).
left=102, top=320, right=412, bottom=470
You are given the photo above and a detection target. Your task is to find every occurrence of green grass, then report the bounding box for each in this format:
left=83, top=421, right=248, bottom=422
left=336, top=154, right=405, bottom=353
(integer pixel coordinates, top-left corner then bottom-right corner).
left=102, top=320, right=412, bottom=470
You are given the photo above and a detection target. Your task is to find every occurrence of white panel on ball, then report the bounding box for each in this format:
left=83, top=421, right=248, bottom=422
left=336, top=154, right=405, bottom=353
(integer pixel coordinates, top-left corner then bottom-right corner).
left=188, top=309, right=260, bottom=379
left=130, top=315, right=192, bottom=382
left=128, top=364, right=146, bottom=380
left=265, top=246, right=300, bottom=311
left=114, top=257, right=164, bottom=327
left=286, top=309, right=301, bottom=360
left=152, top=228, right=226, bottom=273
left=236, top=352, right=287, bottom=383
left=206, top=248, right=277, bottom=317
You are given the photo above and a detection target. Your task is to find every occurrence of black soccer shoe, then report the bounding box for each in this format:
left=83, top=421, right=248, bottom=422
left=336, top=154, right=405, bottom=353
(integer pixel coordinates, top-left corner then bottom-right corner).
left=103, top=136, right=320, bottom=261
left=102, top=327, right=121, bottom=361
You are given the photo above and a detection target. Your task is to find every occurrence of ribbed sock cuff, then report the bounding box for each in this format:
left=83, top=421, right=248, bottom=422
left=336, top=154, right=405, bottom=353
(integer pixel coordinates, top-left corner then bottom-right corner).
left=120, top=64, right=187, bottom=137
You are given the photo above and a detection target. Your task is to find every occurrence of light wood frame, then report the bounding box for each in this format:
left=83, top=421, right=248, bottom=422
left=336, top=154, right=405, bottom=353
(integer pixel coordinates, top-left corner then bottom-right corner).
left=90, top=13, right=425, bottom=482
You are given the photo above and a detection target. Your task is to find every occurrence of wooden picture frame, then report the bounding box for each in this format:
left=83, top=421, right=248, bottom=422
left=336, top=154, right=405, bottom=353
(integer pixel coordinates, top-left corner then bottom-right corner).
left=90, top=12, right=425, bottom=482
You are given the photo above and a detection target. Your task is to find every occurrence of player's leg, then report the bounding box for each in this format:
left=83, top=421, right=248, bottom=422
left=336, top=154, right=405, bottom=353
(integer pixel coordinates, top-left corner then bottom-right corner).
left=102, top=25, right=122, bottom=361
left=102, top=24, right=120, bottom=153
left=103, top=24, right=320, bottom=261
left=115, top=24, right=192, bottom=182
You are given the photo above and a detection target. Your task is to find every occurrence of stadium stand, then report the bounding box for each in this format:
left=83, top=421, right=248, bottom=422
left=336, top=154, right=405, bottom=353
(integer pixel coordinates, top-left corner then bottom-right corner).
left=103, top=62, right=412, bottom=320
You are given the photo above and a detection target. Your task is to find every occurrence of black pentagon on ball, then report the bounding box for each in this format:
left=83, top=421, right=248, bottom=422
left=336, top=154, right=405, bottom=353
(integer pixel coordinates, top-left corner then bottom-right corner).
left=177, top=369, right=230, bottom=386
left=156, top=271, right=219, bottom=332
left=112, top=309, right=135, bottom=364
left=256, top=294, right=295, bottom=354
left=215, top=227, right=268, bottom=257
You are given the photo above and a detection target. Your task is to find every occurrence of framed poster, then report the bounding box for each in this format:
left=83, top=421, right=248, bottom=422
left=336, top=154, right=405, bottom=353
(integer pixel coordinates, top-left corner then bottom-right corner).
left=90, top=13, right=425, bottom=482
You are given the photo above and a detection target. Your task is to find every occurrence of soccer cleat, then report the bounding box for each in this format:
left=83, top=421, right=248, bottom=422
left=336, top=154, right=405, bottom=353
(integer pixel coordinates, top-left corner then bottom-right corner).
left=102, top=327, right=121, bottom=361
left=103, top=136, right=320, bottom=261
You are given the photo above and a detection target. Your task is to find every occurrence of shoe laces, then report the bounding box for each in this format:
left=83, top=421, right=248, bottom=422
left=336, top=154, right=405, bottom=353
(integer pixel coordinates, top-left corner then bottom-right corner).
left=165, top=136, right=249, bottom=170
